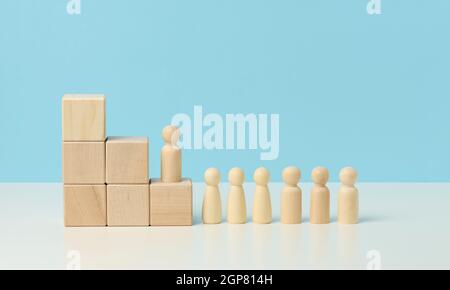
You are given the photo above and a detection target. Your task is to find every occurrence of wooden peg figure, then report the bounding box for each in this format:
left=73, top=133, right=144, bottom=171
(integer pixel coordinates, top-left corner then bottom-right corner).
left=161, top=125, right=182, bottom=183
left=281, top=167, right=302, bottom=224
left=310, top=167, right=330, bottom=224
left=227, top=168, right=247, bottom=224
left=202, top=168, right=222, bottom=224
left=338, top=167, right=359, bottom=224
left=253, top=168, right=272, bottom=224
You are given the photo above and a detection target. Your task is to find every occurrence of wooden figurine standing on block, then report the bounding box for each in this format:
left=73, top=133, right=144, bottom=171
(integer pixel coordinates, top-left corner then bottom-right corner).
left=280, top=167, right=302, bottom=224
left=161, top=125, right=182, bottom=183
left=310, top=167, right=330, bottom=224
left=150, top=125, right=192, bottom=226
left=253, top=168, right=272, bottom=224
left=202, top=168, right=222, bottom=224
left=227, top=168, right=247, bottom=224
left=338, top=167, right=359, bottom=224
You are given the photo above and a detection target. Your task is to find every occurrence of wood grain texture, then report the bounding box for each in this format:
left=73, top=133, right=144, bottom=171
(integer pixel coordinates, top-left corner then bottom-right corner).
left=107, top=184, right=150, bottom=227
left=280, top=187, right=302, bottom=224
left=252, top=168, right=272, bottom=224
left=64, top=185, right=107, bottom=227
left=63, top=142, right=105, bottom=184
left=310, top=187, right=330, bottom=224
left=161, top=126, right=182, bottom=183
left=338, top=167, right=359, bottom=224
left=227, top=168, right=247, bottom=224
left=202, top=168, right=222, bottom=224
left=280, top=167, right=302, bottom=224
left=310, top=167, right=330, bottom=224
left=62, top=95, right=106, bottom=141
left=106, top=137, right=149, bottom=184
left=150, top=179, right=192, bottom=226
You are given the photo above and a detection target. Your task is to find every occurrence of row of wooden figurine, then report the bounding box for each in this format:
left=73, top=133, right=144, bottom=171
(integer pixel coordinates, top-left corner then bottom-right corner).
left=202, top=167, right=359, bottom=225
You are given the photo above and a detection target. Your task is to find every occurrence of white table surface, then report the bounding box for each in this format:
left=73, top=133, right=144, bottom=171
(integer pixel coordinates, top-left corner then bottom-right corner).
left=0, top=183, right=449, bottom=270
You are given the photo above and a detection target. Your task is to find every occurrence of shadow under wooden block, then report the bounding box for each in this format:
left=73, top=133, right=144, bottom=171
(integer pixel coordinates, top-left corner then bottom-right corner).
left=63, top=142, right=105, bottom=184
left=106, top=137, right=149, bottom=184
left=62, top=94, right=106, bottom=142
left=64, top=185, right=107, bottom=227
left=107, top=184, right=150, bottom=227
left=150, top=179, right=193, bottom=226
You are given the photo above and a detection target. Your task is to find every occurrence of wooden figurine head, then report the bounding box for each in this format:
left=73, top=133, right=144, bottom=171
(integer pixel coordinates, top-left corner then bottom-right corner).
left=204, top=168, right=221, bottom=186
left=254, top=167, right=270, bottom=186
left=229, top=168, right=245, bottom=186
left=162, top=125, right=180, bottom=146
left=340, top=167, right=358, bottom=186
left=282, top=167, right=301, bottom=186
left=312, top=167, right=329, bottom=186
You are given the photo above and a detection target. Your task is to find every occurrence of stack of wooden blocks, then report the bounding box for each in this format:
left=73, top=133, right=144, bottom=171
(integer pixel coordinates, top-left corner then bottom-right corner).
left=62, top=94, right=192, bottom=227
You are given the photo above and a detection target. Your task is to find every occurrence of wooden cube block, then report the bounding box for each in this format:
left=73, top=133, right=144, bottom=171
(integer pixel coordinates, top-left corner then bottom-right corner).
left=64, top=185, right=107, bottom=227
left=63, top=142, right=105, bottom=184
left=62, top=94, right=106, bottom=142
left=150, top=179, right=192, bottom=226
left=106, top=137, right=149, bottom=184
left=107, top=184, right=150, bottom=227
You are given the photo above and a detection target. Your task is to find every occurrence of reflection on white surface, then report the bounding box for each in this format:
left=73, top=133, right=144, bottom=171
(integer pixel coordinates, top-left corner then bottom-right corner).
left=64, top=227, right=198, bottom=269
left=60, top=220, right=361, bottom=269
left=280, top=225, right=304, bottom=269
left=202, top=225, right=225, bottom=267
left=227, top=225, right=248, bottom=269
left=337, top=225, right=360, bottom=269
left=1, top=183, right=450, bottom=269
left=310, top=225, right=332, bottom=269
left=252, top=224, right=273, bottom=268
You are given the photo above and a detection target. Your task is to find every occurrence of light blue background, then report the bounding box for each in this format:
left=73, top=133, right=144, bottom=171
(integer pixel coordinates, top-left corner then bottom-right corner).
left=1, top=0, right=449, bottom=182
